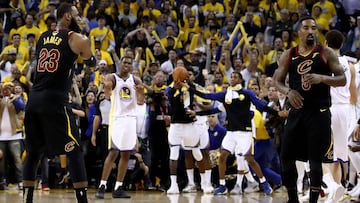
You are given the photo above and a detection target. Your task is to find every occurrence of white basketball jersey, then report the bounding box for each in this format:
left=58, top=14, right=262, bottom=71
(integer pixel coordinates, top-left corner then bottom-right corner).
left=331, top=56, right=351, bottom=104
left=110, top=73, right=137, bottom=117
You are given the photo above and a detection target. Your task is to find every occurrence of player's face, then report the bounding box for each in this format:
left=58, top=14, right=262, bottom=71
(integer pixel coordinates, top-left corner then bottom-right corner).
left=298, top=19, right=317, bottom=46
left=230, top=73, right=242, bottom=87
left=121, top=58, right=133, bottom=73
left=69, top=6, right=81, bottom=32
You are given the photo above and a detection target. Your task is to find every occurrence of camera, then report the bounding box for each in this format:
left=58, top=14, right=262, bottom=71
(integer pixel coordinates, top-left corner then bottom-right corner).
left=145, top=90, right=166, bottom=105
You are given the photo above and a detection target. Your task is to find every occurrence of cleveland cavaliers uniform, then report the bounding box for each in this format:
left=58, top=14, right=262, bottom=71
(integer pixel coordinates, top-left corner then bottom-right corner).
left=281, top=45, right=332, bottom=162
left=330, top=56, right=356, bottom=162
left=108, top=73, right=137, bottom=151
left=24, top=29, right=80, bottom=155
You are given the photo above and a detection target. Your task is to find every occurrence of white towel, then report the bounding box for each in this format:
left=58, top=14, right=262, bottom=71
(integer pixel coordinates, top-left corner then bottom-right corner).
left=225, top=84, right=242, bottom=104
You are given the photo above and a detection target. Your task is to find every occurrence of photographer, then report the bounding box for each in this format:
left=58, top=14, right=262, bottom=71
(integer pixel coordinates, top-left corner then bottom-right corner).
left=145, top=71, right=171, bottom=190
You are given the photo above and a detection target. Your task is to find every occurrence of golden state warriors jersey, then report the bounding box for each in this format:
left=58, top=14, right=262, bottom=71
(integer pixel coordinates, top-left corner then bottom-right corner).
left=110, top=73, right=137, bottom=117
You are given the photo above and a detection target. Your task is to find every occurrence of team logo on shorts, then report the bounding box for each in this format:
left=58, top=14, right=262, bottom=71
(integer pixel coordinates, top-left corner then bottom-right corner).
left=239, top=94, right=245, bottom=101
left=64, top=141, right=76, bottom=152
left=119, top=86, right=132, bottom=101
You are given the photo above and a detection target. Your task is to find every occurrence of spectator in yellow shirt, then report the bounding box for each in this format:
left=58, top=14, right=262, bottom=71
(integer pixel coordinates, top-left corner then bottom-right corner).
left=93, top=39, right=115, bottom=73
left=141, top=0, right=162, bottom=20
left=202, top=0, right=225, bottom=25
left=36, top=0, right=57, bottom=33
left=312, top=6, right=329, bottom=45
left=311, top=0, right=337, bottom=24
left=277, top=0, right=298, bottom=13
left=182, top=15, right=201, bottom=43
left=16, top=14, right=41, bottom=48
left=89, top=15, right=115, bottom=52
left=0, top=34, right=29, bottom=69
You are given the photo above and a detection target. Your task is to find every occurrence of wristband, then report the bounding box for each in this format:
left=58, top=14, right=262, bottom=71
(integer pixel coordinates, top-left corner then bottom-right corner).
left=84, top=55, right=96, bottom=67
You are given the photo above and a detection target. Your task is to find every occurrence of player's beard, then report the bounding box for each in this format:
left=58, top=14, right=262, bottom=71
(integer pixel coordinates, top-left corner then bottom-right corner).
left=69, top=17, right=81, bottom=33
left=306, top=34, right=315, bottom=46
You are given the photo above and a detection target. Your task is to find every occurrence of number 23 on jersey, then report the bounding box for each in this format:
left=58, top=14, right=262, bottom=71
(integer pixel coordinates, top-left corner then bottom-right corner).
left=37, top=48, right=60, bottom=72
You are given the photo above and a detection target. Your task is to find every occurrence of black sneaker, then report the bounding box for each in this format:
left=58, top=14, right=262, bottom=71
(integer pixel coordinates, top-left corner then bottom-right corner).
left=95, top=185, right=106, bottom=199
left=112, top=186, right=131, bottom=198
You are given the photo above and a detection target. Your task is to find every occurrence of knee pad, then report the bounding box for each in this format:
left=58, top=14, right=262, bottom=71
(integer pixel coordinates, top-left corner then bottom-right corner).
left=192, top=148, right=203, bottom=161
left=170, top=146, right=180, bottom=161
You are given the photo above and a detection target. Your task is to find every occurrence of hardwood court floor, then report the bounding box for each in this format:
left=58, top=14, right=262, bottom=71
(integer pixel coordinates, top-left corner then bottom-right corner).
left=0, top=188, right=354, bottom=203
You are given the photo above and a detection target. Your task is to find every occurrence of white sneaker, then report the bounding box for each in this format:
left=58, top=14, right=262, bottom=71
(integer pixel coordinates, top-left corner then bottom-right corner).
left=202, top=182, right=214, bottom=194
left=244, top=181, right=259, bottom=193
left=167, top=185, right=180, bottom=194
left=332, top=184, right=345, bottom=202
left=230, top=184, right=242, bottom=195
left=182, top=184, right=197, bottom=193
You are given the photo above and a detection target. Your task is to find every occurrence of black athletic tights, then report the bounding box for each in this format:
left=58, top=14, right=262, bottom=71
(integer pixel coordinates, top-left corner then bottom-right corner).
left=24, top=147, right=87, bottom=183
left=282, top=159, right=322, bottom=203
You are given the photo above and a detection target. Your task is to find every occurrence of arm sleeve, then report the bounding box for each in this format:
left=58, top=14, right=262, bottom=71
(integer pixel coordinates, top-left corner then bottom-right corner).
left=246, top=89, right=278, bottom=115
left=190, top=85, right=226, bottom=102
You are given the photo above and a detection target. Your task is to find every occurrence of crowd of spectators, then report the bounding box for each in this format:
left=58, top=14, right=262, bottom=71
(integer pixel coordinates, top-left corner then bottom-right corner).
left=0, top=0, right=360, bottom=196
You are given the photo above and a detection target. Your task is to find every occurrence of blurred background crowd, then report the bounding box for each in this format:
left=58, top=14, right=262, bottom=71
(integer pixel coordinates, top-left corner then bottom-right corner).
left=0, top=0, right=360, bottom=197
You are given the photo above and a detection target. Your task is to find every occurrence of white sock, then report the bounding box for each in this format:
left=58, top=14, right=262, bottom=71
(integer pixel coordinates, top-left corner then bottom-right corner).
left=220, top=179, right=225, bottom=185
left=200, top=173, right=205, bottom=185
left=323, top=173, right=336, bottom=189
left=170, top=175, right=177, bottom=188
left=114, top=181, right=123, bottom=190
left=259, top=176, right=266, bottom=183
left=237, top=173, right=244, bottom=186
left=245, top=172, right=255, bottom=183
left=100, top=180, right=107, bottom=189
left=205, top=170, right=212, bottom=184
left=187, top=169, right=195, bottom=185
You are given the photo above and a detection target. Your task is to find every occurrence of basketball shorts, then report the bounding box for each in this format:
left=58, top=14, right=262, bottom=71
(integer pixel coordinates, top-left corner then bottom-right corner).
left=281, top=107, right=331, bottom=162
left=330, top=103, right=356, bottom=162
left=24, top=106, right=81, bottom=156
left=168, top=123, right=200, bottom=148
left=221, top=131, right=253, bottom=156
left=109, top=116, right=137, bottom=151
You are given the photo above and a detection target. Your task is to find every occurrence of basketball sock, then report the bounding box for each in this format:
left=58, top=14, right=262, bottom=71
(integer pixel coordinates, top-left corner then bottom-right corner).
left=259, top=176, right=266, bottom=183
left=309, top=188, right=320, bottom=203
left=200, top=173, right=205, bottom=185
left=237, top=174, right=244, bottom=186
left=75, top=188, right=88, bottom=203
left=23, top=186, right=34, bottom=203
left=186, top=169, right=195, bottom=185
left=220, top=179, right=225, bottom=185
left=114, top=182, right=123, bottom=190
left=99, top=180, right=107, bottom=189
left=287, top=187, right=298, bottom=202
left=245, top=172, right=256, bottom=183
left=205, top=170, right=212, bottom=184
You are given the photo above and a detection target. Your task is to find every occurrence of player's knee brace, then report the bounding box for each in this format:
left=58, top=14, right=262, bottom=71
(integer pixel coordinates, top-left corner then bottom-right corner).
left=192, top=148, right=203, bottom=161
left=170, top=146, right=180, bottom=161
